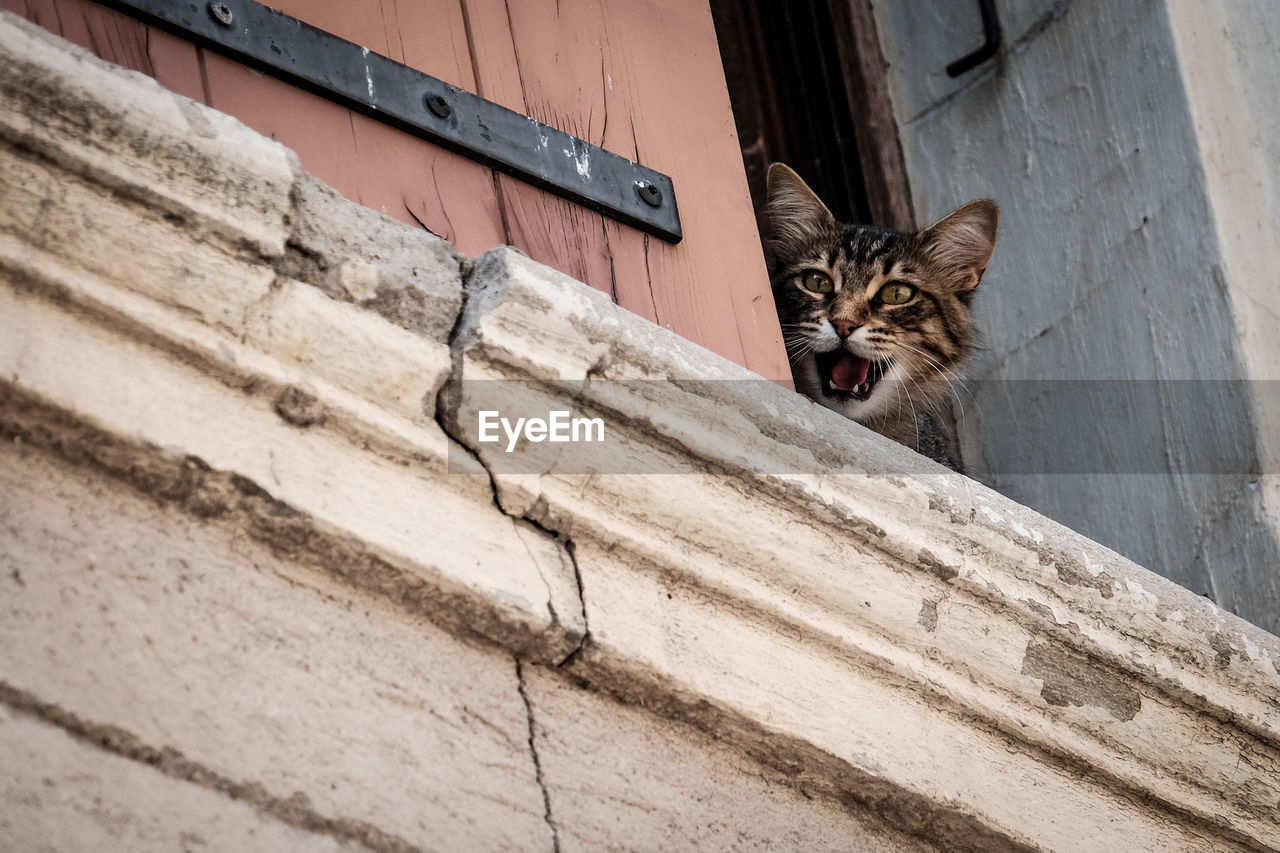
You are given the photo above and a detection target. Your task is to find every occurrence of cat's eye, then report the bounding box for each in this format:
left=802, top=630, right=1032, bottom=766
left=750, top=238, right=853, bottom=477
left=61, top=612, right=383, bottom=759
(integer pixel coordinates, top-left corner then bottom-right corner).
left=876, top=281, right=916, bottom=305
left=801, top=271, right=833, bottom=294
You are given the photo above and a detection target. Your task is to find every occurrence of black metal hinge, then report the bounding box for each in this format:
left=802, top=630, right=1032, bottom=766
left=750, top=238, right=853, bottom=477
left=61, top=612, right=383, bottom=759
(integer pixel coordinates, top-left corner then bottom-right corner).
left=98, top=0, right=682, bottom=243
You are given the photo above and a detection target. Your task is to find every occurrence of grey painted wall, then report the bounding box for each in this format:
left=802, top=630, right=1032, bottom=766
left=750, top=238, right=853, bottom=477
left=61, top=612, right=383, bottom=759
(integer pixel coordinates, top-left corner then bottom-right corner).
left=870, top=0, right=1280, bottom=632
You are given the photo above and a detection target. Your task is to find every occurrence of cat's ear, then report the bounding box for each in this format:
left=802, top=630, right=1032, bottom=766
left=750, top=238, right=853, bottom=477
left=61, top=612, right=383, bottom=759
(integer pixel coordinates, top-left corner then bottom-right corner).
left=921, top=200, right=998, bottom=291
left=764, top=163, right=837, bottom=258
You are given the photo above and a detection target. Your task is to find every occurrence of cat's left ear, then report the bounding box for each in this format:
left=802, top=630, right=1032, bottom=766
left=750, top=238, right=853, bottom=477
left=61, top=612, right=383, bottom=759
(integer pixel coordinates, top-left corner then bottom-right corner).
left=764, top=163, right=838, bottom=260
left=921, top=200, right=998, bottom=291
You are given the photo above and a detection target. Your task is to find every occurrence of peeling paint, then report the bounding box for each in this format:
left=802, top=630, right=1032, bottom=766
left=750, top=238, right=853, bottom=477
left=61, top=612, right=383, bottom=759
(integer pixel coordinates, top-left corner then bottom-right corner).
left=918, top=549, right=959, bottom=582
left=1022, top=639, right=1141, bottom=721
left=918, top=597, right=939, bottom=632
left=928, top=496, right=969, bottom=525
left=1209, top=631, right=1249, bottom=670
left=361, top=46, right=374, bottom=105
left=1023, top=600, right=1055, bottom=622
left=563, top=144, right=590, bottom=179
left=1055, top=558, right=1116, bottom=599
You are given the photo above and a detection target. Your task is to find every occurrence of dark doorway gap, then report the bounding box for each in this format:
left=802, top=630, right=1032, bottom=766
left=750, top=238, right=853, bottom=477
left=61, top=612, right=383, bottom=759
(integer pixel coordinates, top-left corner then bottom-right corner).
left=710, top=0, right=913, bottom=234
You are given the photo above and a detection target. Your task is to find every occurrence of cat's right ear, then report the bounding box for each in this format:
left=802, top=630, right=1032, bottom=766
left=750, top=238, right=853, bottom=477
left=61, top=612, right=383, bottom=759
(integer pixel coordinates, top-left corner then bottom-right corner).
left=764, top=163, right=837, bottom=259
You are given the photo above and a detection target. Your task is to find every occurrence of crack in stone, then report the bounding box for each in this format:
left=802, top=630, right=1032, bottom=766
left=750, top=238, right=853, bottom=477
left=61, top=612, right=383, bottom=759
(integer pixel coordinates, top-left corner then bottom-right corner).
left=0, top=680, right=415, bottom=853
left=557, top=539, right=591, bottom=669
left=430, top=256, right=590, bottom=663
left=514, top=659, right=561, bottom=853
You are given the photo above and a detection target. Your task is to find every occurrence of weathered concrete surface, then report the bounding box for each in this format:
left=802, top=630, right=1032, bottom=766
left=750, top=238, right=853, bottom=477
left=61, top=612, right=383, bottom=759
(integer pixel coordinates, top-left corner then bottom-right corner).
left=280, top=172, right=464, bottom=344
left=522, top=665, right=938, bottom=853
left=0, top=441, right=553, bottom=852
left=3, top=11, right=1279, bottom=853
left=0, top=432, right=943, bottom=853
left=871, top=0, right=1280, bottom=632
left=0, top=8, right=294, bottom=257
left=0, top=706, right=363, bottom=853
left=1166, top=0, right=1280, bottom=619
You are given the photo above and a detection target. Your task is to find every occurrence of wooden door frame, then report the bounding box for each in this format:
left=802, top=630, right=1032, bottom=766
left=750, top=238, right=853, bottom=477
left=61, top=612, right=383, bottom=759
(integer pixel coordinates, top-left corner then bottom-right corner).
left=711, top=0, right=915, bottom=232
left=828, top=0, right=914, bottom=231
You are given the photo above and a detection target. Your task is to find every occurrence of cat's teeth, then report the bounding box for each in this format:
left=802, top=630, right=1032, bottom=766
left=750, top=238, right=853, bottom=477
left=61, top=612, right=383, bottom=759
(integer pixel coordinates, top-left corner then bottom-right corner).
left=828, top=379, right=874, bottom=395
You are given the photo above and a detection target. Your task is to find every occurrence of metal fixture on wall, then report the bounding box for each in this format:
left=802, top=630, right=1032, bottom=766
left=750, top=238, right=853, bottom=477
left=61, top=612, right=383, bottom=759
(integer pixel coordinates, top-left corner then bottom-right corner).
left=97, top=0, right=683, bottom=242
left=946, top=0, right=1001, bottom=77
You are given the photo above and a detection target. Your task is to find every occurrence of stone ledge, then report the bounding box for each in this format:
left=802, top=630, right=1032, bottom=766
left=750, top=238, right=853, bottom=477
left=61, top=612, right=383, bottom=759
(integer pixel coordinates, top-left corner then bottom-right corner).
left=1, top=11, right=1277, bottom=853
left=454, top=248, right=1280, bottom=852
left=0, top=13, right=294, bottom=258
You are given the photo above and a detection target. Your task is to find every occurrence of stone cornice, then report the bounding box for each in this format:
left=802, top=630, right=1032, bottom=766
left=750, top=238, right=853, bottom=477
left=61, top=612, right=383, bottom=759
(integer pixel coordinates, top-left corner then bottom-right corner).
left=1, top=13, right=1276, bottom=851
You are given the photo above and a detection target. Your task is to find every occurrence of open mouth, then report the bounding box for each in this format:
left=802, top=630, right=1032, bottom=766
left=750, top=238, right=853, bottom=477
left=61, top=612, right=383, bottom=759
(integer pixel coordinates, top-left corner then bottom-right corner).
left=815, top=350, right=890, bottom=402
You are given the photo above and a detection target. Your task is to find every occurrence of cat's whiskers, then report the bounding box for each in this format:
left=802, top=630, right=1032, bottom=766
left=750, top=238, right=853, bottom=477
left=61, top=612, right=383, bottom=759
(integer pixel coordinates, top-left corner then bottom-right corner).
left=891, top=340, right=963, bottom=397
left=899, top=346, right=979, bottom=456
left=893, top=364, right=927, bottom=452
left=900, top=351, right=962, bottom=434
left=890, top=378, right=910, bottom=449
left=892, top=340, right=978, bottom=429
left=782, top=333, right=819, bottom=361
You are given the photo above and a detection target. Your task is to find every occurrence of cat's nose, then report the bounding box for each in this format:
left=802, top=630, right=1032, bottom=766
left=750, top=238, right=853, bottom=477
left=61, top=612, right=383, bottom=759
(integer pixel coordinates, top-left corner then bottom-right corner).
left=832, top=320, right=860, bottom=338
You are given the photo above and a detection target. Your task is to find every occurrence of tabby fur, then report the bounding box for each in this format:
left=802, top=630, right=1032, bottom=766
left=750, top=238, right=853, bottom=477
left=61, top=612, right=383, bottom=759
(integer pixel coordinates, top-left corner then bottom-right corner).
left=763, top=163, right=998, bottom=470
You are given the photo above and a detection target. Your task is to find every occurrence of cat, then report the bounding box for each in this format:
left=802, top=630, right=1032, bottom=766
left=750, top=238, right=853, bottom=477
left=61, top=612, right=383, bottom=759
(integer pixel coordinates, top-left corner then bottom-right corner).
left=763, top=163, right=998, bottom=471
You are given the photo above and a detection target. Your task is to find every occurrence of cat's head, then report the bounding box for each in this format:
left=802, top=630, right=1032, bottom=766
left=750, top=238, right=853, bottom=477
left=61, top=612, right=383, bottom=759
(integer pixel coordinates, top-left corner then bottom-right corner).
left=763, top=163, right=997, bottom=426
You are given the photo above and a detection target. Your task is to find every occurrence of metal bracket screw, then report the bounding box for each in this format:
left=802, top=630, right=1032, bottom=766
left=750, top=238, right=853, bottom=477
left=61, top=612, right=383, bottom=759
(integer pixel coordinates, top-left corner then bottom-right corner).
left=635, top=181, right=663, bottom=208
left=425, top=94, right=453, bottom=119
left=208, top=2, right=234, bottom=27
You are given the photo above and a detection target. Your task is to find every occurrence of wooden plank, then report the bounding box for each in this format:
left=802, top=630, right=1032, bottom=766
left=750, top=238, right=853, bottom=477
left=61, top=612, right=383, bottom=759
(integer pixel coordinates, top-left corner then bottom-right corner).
left=195, top=49, right=501, bottom=255
left=263, top=0, right=475, bottom=88
left=193, top=0, right=507, bottom=255
left=462, top=0, right=790, bottom=381
left=144, top=28, right=204, bottom=103
left=10, top=0, right=65, bottom=41
left=460, top=0, right=650, bottom=319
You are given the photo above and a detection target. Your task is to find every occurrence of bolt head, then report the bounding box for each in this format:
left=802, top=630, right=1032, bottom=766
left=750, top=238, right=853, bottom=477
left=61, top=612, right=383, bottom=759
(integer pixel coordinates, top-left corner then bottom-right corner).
left=635, top=181, right=663, bottom=208
left=425, top=94, right=453, bottom=119
left=208, top=1, right=234, bottom=26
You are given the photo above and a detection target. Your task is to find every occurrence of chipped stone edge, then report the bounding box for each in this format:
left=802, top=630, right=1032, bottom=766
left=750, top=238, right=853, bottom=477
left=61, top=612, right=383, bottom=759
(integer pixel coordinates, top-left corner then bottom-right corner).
left=451, top=246, right=1280, bottom=852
